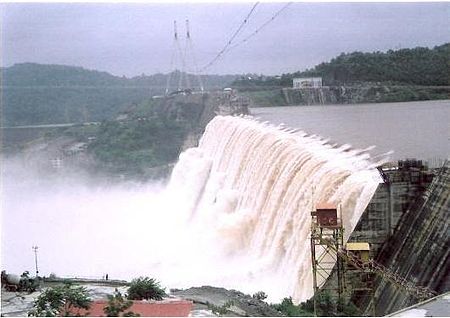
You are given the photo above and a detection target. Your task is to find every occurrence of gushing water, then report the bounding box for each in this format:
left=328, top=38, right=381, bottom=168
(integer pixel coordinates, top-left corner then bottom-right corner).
left=2, top=115, right=383, bottom=303
left=167, top=115, right=382, bottom=302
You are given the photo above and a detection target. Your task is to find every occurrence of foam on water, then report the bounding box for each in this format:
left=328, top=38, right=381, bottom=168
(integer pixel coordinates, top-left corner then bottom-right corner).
left=165, top=115, right=382, bottom=302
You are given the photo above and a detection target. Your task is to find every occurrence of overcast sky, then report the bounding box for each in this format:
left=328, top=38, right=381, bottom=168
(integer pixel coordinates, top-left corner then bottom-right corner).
left=1, top=2, right=449, bottom=77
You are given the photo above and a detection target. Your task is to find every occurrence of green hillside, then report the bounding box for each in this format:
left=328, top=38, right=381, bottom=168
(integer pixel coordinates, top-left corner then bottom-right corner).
left=233, top=43, right=450, bottom=88
left=1, top=63, right=237, bottom=126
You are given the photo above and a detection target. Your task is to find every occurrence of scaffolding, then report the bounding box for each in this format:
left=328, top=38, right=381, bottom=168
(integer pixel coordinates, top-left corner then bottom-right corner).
left=310, top=203, right=437, bottom=316
left=310, top=203, right=345, bottom=315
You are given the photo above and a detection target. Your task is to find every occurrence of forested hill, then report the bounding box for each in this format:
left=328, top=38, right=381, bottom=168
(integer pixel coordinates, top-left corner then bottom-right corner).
left=1, top=63, right=237, bottom=126
left=233, top=43, right=450, bottom=88
left=2, top=63, right=126, bottom=87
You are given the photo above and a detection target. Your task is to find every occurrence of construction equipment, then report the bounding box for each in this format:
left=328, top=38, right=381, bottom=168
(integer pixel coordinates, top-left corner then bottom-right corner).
left=1, top=271, right=39, bottom=293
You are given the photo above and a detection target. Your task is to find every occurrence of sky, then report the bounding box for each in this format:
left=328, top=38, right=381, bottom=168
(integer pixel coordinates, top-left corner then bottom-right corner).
left=1, top=2, right=449, bottom=77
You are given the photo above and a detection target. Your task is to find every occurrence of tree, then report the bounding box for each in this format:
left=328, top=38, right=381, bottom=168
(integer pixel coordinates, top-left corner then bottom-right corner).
left=18, top=271, right=39, bottom=293
left=315, top=292, right=334, bottom=316
left=252, top=291, right=268, bottom=301
left=207, top=300, right=235, bottom=316
left=271, top=297, right=311, bottom=316
left=28, top=282, right=92, bottom=317
left=271, top=292, right=361, bottom=317
left=103, top=289, right=140, bottom=317
left=127, top=277, right=166, bottom=301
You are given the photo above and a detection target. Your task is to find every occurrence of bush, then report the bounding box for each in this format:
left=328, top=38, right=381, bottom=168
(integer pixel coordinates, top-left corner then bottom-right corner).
left=49, top=273, right=58, bottom=279
left=252, top=291, right=268, bottom=301
left=127, top=277, right=166, bottom=301
left=104, top=289, right=140, bottom=317
left=272, top=292, right=361, bottom=317
left=207, top=300, right=234, bottom=316
left=28, top=282, right=91, bottom=317
left=271, top=297, right=311, bottom=316
left=19, top=271, right=40, bottom=293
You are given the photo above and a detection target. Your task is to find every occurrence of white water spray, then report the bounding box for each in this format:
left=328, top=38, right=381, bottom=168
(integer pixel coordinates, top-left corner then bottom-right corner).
left=167, top=115, right=382, bottom=302
left=2, top=115, right=383, bottom=304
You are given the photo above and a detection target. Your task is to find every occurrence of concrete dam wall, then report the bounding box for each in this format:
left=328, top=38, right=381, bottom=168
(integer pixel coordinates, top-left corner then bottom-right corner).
left=321, top=159, right=448, bottom=315
left=281, top=87, right=337, bottom=105
left=277, top=86, right=450, bottom=106
left=351, top=160, right=435, bottom=256
left=371, top=161, right=449, bottom=315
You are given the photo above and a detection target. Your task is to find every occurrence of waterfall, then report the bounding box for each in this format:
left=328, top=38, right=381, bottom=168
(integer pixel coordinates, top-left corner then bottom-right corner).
left=167, top=115, right=382, bottom=303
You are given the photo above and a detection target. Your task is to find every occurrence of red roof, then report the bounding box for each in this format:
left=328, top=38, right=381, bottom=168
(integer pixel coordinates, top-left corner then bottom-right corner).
left=68, top=299, right=193, bottom=317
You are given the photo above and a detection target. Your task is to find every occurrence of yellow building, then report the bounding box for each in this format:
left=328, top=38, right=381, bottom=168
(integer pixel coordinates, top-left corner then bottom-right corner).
left=346, top=242, right=371, bottom=262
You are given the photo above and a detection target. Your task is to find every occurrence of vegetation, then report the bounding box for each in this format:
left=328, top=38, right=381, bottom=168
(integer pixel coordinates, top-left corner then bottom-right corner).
left=127, top=277, right=166, bottom=301
left=207, top=300, right=235, bottom=316
left=103, top=290, right=140, bottom=317
left=18, top=271, right=40, bottom=293
left=28, top=282, right=92, bottom=317
left=3, top=83, right=205, bottom=180
left=230, top=44, right=450, bottom=106
left=233, top=43, right=450, bottom=88
left=252, top=291, right=268, bottom=301
left=1, top=63, right=236, bottom=126
left=271, top=297, right=312, bottom=317
left=271, top=293, right=361, bottom=317
left=240, top=89, right=286, bottom=106
left=2, top=45, right=447, bottom=126
left=88, top=103, right=188, bottom=178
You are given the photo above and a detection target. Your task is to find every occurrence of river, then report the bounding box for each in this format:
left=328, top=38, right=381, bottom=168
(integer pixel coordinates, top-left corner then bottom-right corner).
left=251, top=99, right=450, bottom=164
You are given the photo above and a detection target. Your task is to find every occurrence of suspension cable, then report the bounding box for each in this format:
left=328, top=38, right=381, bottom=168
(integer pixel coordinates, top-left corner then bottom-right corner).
left=226, top=2, right=292, bottom=53
left=201, top=2, right=259, bottom=72
left=201, top=2, right=292, bottom=72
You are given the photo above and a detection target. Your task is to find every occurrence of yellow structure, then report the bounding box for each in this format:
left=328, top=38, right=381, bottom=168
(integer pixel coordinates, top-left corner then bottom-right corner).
left=346, top=242, right=370, bottom=262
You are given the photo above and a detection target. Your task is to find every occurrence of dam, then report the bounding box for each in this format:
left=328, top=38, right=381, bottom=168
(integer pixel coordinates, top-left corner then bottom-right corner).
left=166, top=98, right=448, bottom=314
left=2, top=97, right=448, bottom=316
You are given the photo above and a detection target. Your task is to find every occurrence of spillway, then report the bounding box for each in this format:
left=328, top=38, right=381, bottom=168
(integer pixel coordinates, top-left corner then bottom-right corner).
left=167, top=115, right=382, bottom=302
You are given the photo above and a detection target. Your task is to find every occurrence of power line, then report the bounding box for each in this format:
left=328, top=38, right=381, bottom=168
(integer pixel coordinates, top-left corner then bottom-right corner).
left=201, top=2, right=259, bottom=72
left=201, top=2, right=292, bottom=72
left=185, top=19, right=205, bottom=91
left=226, top=2, right=292, bottom=53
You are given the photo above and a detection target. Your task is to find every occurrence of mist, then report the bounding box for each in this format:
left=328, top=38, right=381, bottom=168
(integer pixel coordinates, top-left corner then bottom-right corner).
left=2, top=112, right=384, bottom=304
left=1, top=156, right=167, bottom=280
left=1, top=155, right=285, bottom=300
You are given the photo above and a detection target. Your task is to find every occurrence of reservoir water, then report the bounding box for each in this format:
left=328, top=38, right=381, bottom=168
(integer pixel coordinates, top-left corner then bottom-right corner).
left=251, top=99, right=450, bottom=163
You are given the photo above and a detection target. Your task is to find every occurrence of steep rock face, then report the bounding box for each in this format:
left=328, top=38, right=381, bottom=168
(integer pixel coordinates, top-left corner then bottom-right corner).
left=373, top=161, right=449, bottom=315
